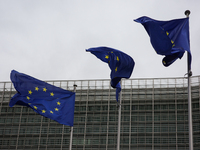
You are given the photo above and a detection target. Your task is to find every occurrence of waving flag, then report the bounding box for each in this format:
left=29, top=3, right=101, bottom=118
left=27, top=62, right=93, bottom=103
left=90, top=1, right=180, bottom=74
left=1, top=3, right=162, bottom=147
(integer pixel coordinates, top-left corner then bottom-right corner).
left=9, top=70, right=75, bottom=126
left=134, top=16, right=191, bottom=69
left=86, top=47, right=135, bottom=101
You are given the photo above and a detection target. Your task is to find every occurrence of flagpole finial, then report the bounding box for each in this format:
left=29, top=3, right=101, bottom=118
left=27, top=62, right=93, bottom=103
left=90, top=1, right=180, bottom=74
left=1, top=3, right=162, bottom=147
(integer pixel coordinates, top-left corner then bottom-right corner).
left=185, top=10, right=190, bottom=17
left=73, top=84, right=77, bottom=92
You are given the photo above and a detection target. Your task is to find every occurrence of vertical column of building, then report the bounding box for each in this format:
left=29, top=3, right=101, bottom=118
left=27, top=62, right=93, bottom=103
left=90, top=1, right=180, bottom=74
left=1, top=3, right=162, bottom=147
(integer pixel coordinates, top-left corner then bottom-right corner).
left=194, top=76, right=200, bottom=149
left=83, top=81, right=89, bottom=150
left=175, top=78, right=178, bottom=150
left=8, top=83, right=14, bottom=149
left=136, top=80, right=139, bottom=149
left=199, top=76, right=200, bottom=134
left=152, top=79, right=154, bottom=150
left=37, top=116, right=43, bottom=150
left=183, top=78, right=188, bottom=149
left=106, top=81, right=111, bottom=150
left=0, top=83, right=5, bottom=117
left=0, top=83, right=5, bottom=150
left=45, top=119, right=50, bottom=150
left=145, top=79, right=147, bottom=149
left=129, top=80, right=132, bottom=150
left=8, top=82, right=13, bottom=150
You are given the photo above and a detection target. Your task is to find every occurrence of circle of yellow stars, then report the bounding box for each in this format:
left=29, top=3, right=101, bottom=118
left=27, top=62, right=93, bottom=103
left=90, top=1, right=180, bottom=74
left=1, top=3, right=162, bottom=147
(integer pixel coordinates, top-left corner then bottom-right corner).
left=27, top=86, right=60, bottom=115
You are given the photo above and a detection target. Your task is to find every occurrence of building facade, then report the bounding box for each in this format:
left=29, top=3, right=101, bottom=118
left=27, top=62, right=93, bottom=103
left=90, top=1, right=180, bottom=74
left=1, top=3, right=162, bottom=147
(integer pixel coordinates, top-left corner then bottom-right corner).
left=0, top=76, right=200, bottom=150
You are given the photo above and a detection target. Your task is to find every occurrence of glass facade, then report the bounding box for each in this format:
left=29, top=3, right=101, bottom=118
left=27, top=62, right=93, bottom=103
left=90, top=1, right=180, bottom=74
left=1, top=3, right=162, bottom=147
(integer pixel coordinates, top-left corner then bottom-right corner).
left=0, top=76, right=200, bottom=150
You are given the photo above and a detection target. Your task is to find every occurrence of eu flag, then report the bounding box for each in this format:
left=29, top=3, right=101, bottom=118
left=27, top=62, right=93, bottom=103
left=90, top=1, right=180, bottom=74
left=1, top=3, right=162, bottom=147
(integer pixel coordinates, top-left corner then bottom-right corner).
left=134, top=16, right=191, bottom=69
left=86, top=47, right=135, bottom=101
left=9, top=70, right=75, bottom=126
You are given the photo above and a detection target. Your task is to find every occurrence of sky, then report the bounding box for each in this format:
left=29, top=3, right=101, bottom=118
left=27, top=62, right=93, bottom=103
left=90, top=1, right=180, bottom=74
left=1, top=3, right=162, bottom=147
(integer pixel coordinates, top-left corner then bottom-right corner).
left=0, top=0, right=200, bottom=82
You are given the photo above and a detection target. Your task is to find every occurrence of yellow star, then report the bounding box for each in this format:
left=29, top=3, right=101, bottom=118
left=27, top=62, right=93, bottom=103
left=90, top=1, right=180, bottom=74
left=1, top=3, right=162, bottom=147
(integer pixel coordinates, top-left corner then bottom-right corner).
left=171, top=40, right=175, bottom=47
left=27, top=96, right=30, bottom=100
left=42, top=110, right=46, bottom=113
left=43, top=88, right=47, bottom=92
left=163, top=60, right=166, bottom=65
left=50, top=92, right=54, bottom=96
left=33, top=106, right=37, bottom=110
left=55, top=108, right=59, bottom=111
left=28, top=90, right=32, bottom=95
left=57, top=101, right=61, bottom=106
left=28, top=103, right=31, bottom=105
left=115, top=67, right=118, bottom=72
left=50, top=111, right=53, bottom=114
left=105, top=55, right=109, bottom=59
left=166, top=31, right=169, bottom=36
left=35, top=87, right=39, bottom=91
left=116, top=56, right=119, bottom=61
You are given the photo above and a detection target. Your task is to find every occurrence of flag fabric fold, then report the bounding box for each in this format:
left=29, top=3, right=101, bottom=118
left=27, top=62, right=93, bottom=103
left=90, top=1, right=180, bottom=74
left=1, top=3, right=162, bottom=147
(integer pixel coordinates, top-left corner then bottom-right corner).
left=134, top=16, right=191, bottom=69
left=86, top=47, right=135, bottom=101
left=9, top=70, right=75, bottom=126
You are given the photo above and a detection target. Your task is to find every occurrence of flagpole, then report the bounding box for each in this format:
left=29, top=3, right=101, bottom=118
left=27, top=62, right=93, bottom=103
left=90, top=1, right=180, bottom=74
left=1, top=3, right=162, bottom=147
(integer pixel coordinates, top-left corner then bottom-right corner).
left=69, top=84, right=77, bottom=150
left=117, top=81, right=122, bottom=150
left=185, top=10, right=193, bottom=150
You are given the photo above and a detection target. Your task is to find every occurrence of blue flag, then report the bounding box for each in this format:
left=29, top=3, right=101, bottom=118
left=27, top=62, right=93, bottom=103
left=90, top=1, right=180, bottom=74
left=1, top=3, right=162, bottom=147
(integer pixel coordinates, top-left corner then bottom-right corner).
left=9, top=70, right=75, bottom=126
left=86, top=47, right=135, bottom=101
left=134, top=16, right=191, bottom=69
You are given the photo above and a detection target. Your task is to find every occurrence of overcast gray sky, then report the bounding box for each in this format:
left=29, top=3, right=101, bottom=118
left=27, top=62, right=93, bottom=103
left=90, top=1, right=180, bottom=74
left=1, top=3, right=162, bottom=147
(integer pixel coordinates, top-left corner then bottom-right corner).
left=0, top=0, right=200, bottom=82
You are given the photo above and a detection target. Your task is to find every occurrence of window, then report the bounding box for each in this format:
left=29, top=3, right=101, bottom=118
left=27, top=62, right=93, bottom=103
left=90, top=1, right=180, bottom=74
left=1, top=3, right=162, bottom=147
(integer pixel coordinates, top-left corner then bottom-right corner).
left=1, top=107, right=7, bottom=112
left=131, top=127, right=137, bottom=132
left=18, top=139, right=24, bottom=145
left=131, top=116, right=137, bottom=121
left=154, top=105, right=160, bottom=110
left=146, top=115, right=152, bottom=121
left=123, top=126, right=129, bottom=132
left=131, top=138, right=137, bottom=144
left=169, top=138, right=176, bottom=143
left=109, top=126, right=117, bottom=133
left=161, top=114, right=168, bottom=121
left=146, top=138, right=152, bottom=144
left=154, top=115, right=160, bottom=121
left=138, top=126, right=145, bottom=132
left=161, top=126, right=168, bottom=132
left=138, top=137, right=145, bottom=143
left=6, top=118, right=12, bottom=123
left=169, top=104, right=175, bottom=110
left=109, top=116, right=116, bottom=122
left=154, top=137, right=160, bottom=144
left=132, top=105, right=138, bottom=110
left=146, top=126, right=152, bottom=132
left=0, top=118, right=5, bottom=123
left=123, top=116, right=130, bottom=122
left=154, top=126, right=160, bottom=132
left=122, top=137, right=129, bottom=144
left=10, top=139, right=16, bottom=145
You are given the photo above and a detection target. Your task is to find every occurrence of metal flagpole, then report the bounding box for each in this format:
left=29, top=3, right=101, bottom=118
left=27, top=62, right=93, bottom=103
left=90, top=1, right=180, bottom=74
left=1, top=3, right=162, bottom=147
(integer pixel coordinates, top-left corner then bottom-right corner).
left=117, top=82, right=122, bottom=150
left=185, top=10, right=193, bottom=150
left=69, top=125, right=74, bottom=150
left=69, top=84, right=77, bottom=150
